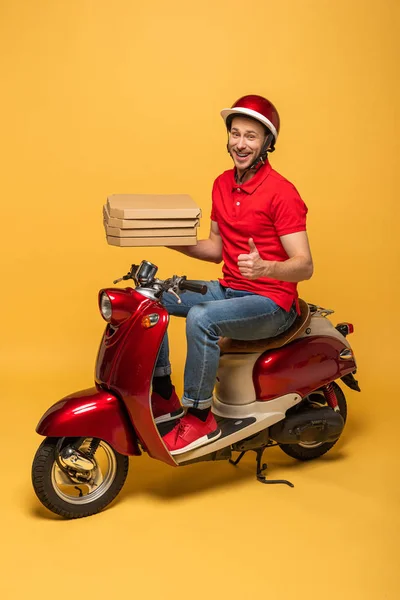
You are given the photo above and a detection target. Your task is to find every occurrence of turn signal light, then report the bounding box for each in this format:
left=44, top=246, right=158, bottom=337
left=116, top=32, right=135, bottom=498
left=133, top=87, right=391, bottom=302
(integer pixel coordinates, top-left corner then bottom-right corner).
left=141, top=313, right=160, bottom=329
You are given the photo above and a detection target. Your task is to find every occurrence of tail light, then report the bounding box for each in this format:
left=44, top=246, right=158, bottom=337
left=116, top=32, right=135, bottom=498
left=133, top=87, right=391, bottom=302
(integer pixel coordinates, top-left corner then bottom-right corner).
left=336, top=322, right=354, bottom=337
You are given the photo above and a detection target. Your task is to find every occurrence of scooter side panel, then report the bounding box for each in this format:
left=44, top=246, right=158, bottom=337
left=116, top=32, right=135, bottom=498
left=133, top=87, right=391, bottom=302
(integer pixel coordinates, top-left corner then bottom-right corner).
left=36, top=385, right=140, bottom=456
left=97, top=296, right=177, bottom=467
left=254, top=336, right=356, bottom=400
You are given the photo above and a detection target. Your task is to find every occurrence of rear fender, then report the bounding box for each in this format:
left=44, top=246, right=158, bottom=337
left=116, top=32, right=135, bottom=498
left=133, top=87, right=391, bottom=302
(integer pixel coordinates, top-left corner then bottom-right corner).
left=36, top=385, right=140, bottom=456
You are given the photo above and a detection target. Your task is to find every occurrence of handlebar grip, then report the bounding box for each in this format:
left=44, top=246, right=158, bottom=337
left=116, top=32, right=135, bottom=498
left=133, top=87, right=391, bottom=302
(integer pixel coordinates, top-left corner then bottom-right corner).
left=179, top=280, right=208, bottom=295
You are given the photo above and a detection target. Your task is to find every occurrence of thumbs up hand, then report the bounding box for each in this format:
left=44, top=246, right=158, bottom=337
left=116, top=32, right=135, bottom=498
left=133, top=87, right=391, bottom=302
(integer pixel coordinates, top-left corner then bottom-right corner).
left=247, top=238, right=258, bottom=254
left=237, top=238, right=268, bottom=280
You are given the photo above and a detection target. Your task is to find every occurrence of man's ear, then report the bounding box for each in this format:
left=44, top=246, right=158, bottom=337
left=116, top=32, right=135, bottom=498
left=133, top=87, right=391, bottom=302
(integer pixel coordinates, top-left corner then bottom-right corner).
left=266, top=132, right=275, bottom=153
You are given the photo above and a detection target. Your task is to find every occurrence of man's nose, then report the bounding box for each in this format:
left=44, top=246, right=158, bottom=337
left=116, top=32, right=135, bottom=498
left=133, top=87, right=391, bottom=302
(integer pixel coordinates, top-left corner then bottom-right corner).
left=236, top=136, right=247, bottom=149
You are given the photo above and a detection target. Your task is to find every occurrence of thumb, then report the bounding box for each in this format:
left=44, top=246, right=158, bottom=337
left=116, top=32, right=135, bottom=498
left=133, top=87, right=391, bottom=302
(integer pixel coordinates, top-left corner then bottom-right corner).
left=248, top=238, right=259, bottom=254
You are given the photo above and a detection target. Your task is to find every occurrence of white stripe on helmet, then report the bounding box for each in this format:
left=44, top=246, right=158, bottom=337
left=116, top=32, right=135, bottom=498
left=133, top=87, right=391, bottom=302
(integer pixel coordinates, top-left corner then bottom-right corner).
left=220, top=107, right=278, bottom=141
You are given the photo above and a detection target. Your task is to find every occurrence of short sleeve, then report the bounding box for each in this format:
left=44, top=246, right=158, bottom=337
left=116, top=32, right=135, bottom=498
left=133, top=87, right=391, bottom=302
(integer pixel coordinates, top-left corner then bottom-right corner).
left=270, top=186, right=308, bottom=236
left=210, top=203, right=216, bottom=221
left=210, top=178, right=218, bottom=222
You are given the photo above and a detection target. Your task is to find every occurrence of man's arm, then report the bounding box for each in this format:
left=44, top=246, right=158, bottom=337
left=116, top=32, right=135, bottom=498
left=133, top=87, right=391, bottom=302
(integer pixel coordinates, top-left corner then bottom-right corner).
left=237, top=231, right=313, bottom=282
left=271, top=231, right=313, bottom=282
left=168, top=220, right=223, bottom=264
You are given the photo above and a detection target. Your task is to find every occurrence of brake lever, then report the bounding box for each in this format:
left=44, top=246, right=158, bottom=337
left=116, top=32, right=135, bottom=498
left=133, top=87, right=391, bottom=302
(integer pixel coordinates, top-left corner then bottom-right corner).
left=166, top=287, right=181, bottom=304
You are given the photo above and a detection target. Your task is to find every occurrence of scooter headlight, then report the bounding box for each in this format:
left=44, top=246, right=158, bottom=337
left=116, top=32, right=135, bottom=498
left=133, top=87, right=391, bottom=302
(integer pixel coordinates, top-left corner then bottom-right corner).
left=100, top=292, right=112, bottom=321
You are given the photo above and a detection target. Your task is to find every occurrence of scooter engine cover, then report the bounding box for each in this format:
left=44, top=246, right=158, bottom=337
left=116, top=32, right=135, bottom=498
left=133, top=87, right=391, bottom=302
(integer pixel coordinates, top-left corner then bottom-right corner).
left=269, top=407, right=344, bottom=444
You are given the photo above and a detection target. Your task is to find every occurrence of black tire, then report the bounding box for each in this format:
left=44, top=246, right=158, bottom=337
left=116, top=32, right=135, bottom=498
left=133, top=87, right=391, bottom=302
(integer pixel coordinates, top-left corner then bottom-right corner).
left=278, top=382, right=347, bottom=461
left=32, top=437, right=129, bottom=519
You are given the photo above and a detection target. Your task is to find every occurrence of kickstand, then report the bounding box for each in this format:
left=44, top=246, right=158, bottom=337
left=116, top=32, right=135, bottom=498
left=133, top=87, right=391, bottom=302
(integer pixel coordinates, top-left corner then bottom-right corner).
left=255, top=448, right=294, bottom=487
left=229, top=451, right=246, bottom=466
left=230, top=448, right=294, bottom=487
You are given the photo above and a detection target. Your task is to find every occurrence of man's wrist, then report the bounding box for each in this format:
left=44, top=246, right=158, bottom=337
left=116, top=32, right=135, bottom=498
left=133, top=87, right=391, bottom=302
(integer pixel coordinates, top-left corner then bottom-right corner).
left=262, top=259, right=275, bottom=279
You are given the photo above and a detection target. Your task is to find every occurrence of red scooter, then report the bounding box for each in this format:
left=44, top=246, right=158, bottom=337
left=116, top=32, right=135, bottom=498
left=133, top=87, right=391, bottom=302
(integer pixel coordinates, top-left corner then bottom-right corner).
left=32, top=260, right=360, bottom=519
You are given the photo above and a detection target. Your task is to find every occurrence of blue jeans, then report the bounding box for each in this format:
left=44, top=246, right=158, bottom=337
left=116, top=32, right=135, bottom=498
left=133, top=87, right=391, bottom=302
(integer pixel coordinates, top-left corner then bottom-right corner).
left=154, top=280, right=297, bottom=408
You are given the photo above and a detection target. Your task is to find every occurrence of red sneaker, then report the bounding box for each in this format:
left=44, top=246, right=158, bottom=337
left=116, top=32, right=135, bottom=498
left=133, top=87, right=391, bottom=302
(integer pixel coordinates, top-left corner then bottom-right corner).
left=151, top=386, right=184, bottom=424
left=162, top=411, right=221, bottom=455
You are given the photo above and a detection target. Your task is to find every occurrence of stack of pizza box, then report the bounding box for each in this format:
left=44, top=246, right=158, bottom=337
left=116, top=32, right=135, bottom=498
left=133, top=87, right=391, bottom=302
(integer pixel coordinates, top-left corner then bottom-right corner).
left=104, top=194, right=200, bottom=246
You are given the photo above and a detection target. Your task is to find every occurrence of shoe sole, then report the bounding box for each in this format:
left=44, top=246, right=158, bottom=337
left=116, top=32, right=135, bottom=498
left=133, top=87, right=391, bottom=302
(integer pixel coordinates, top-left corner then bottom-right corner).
left=154, top=408, right=185, bottom=424
left=169, top=428, right=222, bottom=456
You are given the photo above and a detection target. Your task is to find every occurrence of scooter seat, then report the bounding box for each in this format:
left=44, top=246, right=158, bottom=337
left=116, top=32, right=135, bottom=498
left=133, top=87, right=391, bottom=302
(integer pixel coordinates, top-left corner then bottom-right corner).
left=218, top=299, right=311, bottom=354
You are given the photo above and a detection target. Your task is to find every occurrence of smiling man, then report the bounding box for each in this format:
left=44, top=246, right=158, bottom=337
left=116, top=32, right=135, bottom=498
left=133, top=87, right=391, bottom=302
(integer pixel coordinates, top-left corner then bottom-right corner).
left=151, top=94, right=313, bottom=455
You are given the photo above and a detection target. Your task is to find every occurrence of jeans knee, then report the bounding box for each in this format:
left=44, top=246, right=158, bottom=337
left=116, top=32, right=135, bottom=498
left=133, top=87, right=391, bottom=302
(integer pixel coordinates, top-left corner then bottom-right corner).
left=186, top=304, right=207, bottom=329
left=186, top=303, right=220, bottom=339
left=186, top=303, right=219, bottom=337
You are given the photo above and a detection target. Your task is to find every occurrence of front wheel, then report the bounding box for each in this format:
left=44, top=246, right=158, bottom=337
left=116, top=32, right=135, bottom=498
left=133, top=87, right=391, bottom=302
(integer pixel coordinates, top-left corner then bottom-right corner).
left=32, top=437, right=129, bottom=519
left=278, top=382, right=347, bottom=461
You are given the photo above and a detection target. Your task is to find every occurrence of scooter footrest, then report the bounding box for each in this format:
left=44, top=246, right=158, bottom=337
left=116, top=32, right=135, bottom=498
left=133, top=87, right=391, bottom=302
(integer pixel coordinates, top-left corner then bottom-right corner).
left=216, top=416, right=256, bottom=439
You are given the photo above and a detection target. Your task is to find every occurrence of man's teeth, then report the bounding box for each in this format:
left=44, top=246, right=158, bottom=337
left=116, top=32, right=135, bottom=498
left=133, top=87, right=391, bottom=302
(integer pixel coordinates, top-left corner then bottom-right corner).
left=237, top=152, right=249, bottom=157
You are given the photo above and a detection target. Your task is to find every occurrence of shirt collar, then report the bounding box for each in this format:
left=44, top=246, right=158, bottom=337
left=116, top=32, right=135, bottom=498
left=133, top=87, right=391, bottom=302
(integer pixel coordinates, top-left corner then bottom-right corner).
left=231, top=161, right=272, bottom=194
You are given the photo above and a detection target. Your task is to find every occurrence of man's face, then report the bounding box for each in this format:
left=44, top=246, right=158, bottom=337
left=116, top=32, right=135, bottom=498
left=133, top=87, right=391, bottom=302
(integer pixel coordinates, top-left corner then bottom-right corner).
left=228, top=116, right=267, bottom=174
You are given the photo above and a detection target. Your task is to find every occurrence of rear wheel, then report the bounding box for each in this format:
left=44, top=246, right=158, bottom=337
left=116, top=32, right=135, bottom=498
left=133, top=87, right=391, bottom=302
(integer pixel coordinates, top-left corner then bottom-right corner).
left=32, top=437, right=129, bottom=519
left=278, top=382, right=347, bottom=461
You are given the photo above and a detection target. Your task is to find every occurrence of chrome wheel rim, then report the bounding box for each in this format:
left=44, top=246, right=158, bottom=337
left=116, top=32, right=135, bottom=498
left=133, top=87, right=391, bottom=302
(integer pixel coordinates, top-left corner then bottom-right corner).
left=51, top=439, right=117, bottom=505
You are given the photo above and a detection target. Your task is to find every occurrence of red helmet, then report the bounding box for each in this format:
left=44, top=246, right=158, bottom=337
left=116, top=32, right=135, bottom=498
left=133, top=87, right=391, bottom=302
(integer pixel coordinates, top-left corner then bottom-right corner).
left=221, top=95, right=280, bottom=142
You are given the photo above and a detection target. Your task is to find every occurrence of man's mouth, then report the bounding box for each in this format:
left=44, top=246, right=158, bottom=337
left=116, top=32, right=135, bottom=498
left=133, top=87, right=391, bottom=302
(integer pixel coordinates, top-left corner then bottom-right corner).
left=235, top=151, right=251, bottom=160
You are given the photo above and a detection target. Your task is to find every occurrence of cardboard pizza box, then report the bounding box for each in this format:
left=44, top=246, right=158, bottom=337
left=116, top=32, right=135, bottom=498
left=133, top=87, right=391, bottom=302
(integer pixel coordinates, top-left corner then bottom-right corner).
left=107, top=194, right=201, bottom=219
left=105, top=223, right=198, bottom=238
left=106, top=235, right=197, bottom=247
left=103, top=205, right=199, bottom=229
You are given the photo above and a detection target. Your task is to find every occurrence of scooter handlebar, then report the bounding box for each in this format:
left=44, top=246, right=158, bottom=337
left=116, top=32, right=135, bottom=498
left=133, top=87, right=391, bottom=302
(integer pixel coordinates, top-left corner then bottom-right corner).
left=178, top=279, right=208, bottom=295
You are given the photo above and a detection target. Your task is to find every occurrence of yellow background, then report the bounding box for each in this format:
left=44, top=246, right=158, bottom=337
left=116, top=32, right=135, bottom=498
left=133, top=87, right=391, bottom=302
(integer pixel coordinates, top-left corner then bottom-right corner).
left=1, top=1, right=399, bottom=598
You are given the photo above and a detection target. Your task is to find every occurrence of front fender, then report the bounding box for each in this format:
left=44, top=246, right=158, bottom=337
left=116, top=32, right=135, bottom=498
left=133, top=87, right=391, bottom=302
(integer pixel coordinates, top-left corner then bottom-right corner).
left=36, top=385, right=140, bottom=456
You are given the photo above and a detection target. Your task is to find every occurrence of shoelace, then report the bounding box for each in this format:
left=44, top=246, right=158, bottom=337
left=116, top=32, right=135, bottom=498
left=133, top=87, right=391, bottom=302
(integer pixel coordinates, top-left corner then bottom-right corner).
left=175, top=420, right=190, bottom=437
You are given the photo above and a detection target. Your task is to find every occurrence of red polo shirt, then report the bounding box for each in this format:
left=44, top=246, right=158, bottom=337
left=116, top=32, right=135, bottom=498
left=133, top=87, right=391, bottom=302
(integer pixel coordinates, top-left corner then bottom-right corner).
left=211, top=161, right=308, bottom=312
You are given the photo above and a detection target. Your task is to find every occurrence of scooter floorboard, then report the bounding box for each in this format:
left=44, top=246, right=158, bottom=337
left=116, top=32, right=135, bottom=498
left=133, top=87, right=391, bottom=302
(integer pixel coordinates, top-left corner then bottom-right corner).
left=156, top=415, right=256, bottom=439
left=157, top=415, right=258, bottom=465
left=215, top=415, right=257, bottom=437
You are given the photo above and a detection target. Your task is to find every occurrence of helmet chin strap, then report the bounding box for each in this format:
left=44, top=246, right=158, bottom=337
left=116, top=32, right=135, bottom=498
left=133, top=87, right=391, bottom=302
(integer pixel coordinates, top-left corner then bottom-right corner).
left=227, top=133, right=275, bottom=184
